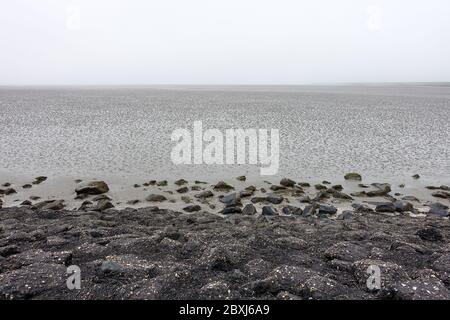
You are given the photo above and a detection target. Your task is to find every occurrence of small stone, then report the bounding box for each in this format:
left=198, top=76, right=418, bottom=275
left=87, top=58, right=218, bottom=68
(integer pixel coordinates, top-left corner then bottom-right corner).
left=94, top=199, right=114, bottom=211
left=280, top=178, right=296, bottom=188
left=318, top=204, right=337, bottom=215
left=393, top=200, right=414, bottom=213
left=262, top=206, right=277, bottom=216
left=375, top=202, right=396, bottom=213
left=145, top=194, right=167, bottom=202
left=352, top=203, right=373, bottom=213
left=270, top=185, right=287, bottom=191
left=176, top=187, right=189, bottom=194
left=242, top=204, right=257, bottom=215
left=183, top=205, right=201, bottom=212
left=412, top=174, right=420, bottom=179
left=20, top=200, right=32, bottom=206
left=266, top=195, right=284, bottom=204
left=195, top=190, right=214, bottom=199
left=174, top=179, right=188, bottom=186
left=331, top=184, right=343, bottom=191
left=314, top=184, right=327, bottom=190
left=236, top=176, right=246, bottom=181
left=22, top=184, right=32, bottom=189
left=221, top=206, right=242, bottom=214
left=298, top=182, right=310, bottom=187
left=213, top=181, right=234, bottom=191
left=432, top=191, right=450, bottom=199
left=33, top=200, right=65, bottom=211
left=220, top=193, right=241, bottom=207
left=75, top=181, right=109, bottom=195
left=133, top=184, right=141, bottom=188
left=402, top=196, right=420, bottom=202
left=281, top=206, right=302, bottom=215
left=3, top=188, right=17, bottom=195
left=337, top=210, right=355, bottom=220
left=344, top=172, right=362, bottom=181
left=33, top=176, right=47, bottom=184
left=156, top=180, right=167, bottom=186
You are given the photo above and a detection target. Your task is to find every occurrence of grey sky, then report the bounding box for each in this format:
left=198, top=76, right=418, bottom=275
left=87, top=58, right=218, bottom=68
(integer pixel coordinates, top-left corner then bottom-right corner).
left=1, top=0, right=450, bottom=85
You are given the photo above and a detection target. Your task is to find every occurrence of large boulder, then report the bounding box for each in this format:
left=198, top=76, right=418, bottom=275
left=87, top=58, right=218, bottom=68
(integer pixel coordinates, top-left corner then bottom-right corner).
left=75, top=181, right=109, bottom=195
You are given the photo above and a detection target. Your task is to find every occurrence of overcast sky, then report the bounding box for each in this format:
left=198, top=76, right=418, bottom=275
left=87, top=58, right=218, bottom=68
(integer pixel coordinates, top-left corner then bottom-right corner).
left=1, top=0, right=450, bottom=85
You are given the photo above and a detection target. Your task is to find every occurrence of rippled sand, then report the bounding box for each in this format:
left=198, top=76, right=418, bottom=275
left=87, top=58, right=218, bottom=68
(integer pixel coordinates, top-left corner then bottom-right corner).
left=0, top=85, right=449, bottom=186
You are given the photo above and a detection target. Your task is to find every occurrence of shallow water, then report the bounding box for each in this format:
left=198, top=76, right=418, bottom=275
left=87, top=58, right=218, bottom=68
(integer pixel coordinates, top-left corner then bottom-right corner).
left=0, top=85, right=449, bottom=185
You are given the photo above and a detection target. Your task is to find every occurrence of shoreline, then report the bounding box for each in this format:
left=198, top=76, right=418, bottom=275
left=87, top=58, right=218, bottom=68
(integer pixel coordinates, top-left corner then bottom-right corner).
left=1, top=173, right=449, bottom=217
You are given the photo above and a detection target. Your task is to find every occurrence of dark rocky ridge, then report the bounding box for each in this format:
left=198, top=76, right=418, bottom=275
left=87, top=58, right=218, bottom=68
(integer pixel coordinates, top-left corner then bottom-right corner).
left=0, top=206, right=449, bottom=300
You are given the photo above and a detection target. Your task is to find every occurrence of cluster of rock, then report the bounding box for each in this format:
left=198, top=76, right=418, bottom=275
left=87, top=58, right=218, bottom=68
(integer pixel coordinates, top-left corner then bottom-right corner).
left=0, top=204, right=449, bottom=300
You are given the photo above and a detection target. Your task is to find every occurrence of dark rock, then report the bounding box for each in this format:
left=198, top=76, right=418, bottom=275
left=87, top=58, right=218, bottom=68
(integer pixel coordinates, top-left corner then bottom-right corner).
left=2, top=182, right=11, bottom=187
left=270, top=185, right=286, bottom=191
left=236, top=176, right=246, bottom=181
left=220, top=193, right=241, bottom=207
left=262, top=206, right=277, bottom=216
left=156, top=180, right=168, bottom=186
left=314, top=184, right=327, bottom=190
left=3, top=188, right=17, bottom=195
left=29, top=196, right=40, bottom=200
left=303, top=203, right=319, bottom=216
left=358, top=184, right=369, bottom=188
left=176, top=187, right=189, bottom=194
left=319, top=204, right=337, bottom=215
left=375, top=202, right=396, bottom=213
left=428, top=206, right=449, bottom=217
left=337, top=210, right=355, bottom=220
left=133, top=184, right=141, bottom=188
left=239, top=190, right=254, bottom=198
left=281, top=206, right=302, bottom=215
left=75, top=181, right=109, bottom=195
left=191, top=186, right=201, bottom=191
left=265, top=195, right=283, bottom=204
left=298, top=182, right=310, bottom=187
left=33, top=200, right=65, bottom=211
left=280, top=178, right=296, bottom=188
left=242, top=204, right=257, bottom=215
left=78, top=201, right=93, bottom=211
left=331, top=184, right=343, bottom=191
left=33, top=176, right=47, bottom=184
left=393, top=200, right=414, bottom=213
left=402, top=196, right=420, bottom=202
left=22, top=184, right=32, bottom=189
left=312, top=191, right=330, bottom=202
left=94, top=200, right=114, bottom=211
left=221, top=207, right=242, bottom=215
left=183, top=205, right=201, bottom=212
left=195, top=190, right=214, bottom=199
left=344, top=173, right=362, bottom=181
left=330, top=190, right=353, bottom=200
left=412, top=174, right=420, bottom=179
left=20, top=200, right=32, bottom=206
left=145, top=194, right=167, bottom=202
left=322, top=180, right=331, bottom=185
left=432, top=191, right=450, bottom=199
left=174, top=179, right=188, bottom=186
left=213, top=181, right=234, bottom=192
left=352, top=203, right=374, bottom=213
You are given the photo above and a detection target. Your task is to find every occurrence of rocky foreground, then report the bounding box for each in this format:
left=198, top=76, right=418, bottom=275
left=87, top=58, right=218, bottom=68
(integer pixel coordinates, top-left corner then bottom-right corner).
left=0, top=203, right=450, bottom=300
